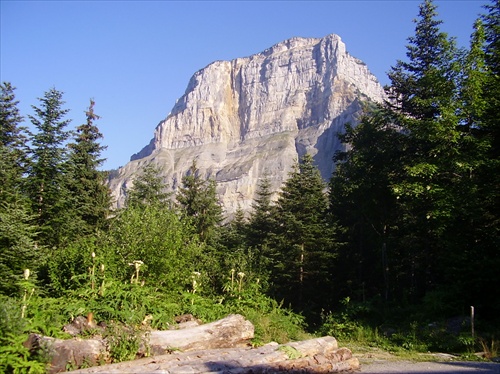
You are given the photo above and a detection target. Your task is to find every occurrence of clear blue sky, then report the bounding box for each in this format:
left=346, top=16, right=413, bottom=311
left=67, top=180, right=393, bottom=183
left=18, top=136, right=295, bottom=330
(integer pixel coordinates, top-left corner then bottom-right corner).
left=1, top=0, right=486, bottom=170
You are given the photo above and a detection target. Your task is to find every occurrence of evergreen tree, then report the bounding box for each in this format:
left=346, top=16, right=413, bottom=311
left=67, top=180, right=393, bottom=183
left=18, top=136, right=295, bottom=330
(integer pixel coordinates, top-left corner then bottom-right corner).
left=26, top=88, right=72, bottom=247
left=0, top=82, right=27, bottom=202
left=272, top=154, right=336, bottom=314
left=218, top=206, right=261, bottom=283
left=66, top=99, right=112, bottom=235
left=176, top=160, right=223, bottom=242
left=480, top=0, right=500, bottom=206
left=247, top=175, right=275, bottom=249
left=329, top=0, right=478, bottom=310
left=125, top=162, right=170, bottom=208
left=387, top=0, right=458, bottom=120
left=220, top=205, right=248, bottom=251
left=0, top=82, right=40, bottom=295
left=461, top=0, right=500, bottom=317
left=329, top=113, right=407, bottom=303
left=384, top=0, right=463, bottom=300
left=246, top=175, right=277, bottom=282
left=0, top=199, right=39, bottom=295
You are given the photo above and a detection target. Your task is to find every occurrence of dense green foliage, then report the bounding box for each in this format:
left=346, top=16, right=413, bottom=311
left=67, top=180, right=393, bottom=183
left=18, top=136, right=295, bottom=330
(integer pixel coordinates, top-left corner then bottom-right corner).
left=0, top=1, right=499, bottom=371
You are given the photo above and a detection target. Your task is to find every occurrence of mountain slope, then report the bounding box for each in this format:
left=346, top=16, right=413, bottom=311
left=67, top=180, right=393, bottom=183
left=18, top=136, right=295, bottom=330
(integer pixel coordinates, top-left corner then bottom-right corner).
left=108, top=34, right=386, bottom=214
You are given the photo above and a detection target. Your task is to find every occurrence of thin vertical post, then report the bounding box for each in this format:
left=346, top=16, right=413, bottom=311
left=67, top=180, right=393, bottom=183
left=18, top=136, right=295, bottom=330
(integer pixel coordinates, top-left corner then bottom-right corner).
left=471, top=306, right=475, bottom=339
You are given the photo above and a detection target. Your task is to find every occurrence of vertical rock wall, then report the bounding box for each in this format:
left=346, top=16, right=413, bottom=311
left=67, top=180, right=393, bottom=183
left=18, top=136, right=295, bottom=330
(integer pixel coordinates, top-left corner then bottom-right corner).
left=108, top=34, right=386, bottom=215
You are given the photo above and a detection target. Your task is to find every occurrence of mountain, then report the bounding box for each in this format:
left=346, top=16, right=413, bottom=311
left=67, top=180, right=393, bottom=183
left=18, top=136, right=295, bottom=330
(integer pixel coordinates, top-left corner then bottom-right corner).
left=108, top=34, right=386, bottom=214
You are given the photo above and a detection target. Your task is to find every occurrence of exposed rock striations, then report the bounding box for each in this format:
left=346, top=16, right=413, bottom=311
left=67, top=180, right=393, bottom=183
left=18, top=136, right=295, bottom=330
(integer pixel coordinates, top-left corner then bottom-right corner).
left=108, top=34, right=386, bottom=214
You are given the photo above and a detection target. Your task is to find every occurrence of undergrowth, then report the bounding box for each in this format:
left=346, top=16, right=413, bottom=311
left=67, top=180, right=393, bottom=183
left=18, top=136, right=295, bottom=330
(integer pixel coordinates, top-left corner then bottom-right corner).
left=317, top=297, right=500, bottom=361
left=2, top=264, right=498, bottom=373
left=0, top=268, right=308, bottom=372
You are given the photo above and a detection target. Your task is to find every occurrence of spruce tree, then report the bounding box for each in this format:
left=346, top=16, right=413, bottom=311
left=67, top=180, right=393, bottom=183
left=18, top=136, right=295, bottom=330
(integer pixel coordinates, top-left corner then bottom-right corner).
left=0, top=82, right=40, bottom=295
left=220, top=205, right=247, bottom=252
left=0, top=199, right=39, bottom=295
left=385, top=0, right=463, bottom=300
left=26, top=88, right=72, bottom=247
left=272, top=154, right=336, bottom=314
left=176, top=160, right=223, bottom=242
left=480, top=0, right=500, bottom=193
left=387, top=0, right=458, bottom=120
left=329, top=113, right=406, bottom=303
left=466, top=0, right=500, bottom=317
left=0, top=82, right=27, bottom=202
left=247, top=175, right=275, bottom=249
left=66, top=99, right=112, bottom=235
left=126, top=162, right=170, bottom=208
left=246, top=175, right=277, bottom=282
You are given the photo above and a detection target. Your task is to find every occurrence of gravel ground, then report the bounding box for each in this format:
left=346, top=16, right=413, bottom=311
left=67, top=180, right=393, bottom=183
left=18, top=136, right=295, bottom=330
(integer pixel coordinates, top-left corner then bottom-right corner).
left=360, top=360, right=500, bottom=373
left=352, top=346, right=500, bottom=373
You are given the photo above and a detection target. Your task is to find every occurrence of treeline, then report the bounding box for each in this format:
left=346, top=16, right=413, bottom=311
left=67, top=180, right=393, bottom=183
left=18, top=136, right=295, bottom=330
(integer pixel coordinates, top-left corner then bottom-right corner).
left=0, top=0, right=499, bottom=369
left=331, top=0, right=500, bottom=322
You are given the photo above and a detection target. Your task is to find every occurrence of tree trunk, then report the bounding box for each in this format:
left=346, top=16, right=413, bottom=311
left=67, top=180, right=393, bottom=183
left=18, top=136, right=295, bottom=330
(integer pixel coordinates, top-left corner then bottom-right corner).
left=26, top=314, right=359, bottom=373
left=148, top=314, right=254, bottom=355
left=25, top=314, right=254, bottom=373
left=69, top=336, right=359, bottom=373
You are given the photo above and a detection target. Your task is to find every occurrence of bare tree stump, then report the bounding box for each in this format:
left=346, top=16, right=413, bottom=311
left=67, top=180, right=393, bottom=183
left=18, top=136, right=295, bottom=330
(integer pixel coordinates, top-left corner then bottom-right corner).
left=69, top=336, right=359, bottom=373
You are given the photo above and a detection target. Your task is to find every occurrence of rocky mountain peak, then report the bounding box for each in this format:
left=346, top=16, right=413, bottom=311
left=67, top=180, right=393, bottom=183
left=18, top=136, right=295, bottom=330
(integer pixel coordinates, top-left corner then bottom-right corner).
left=109, top=34, right=386, bottom=214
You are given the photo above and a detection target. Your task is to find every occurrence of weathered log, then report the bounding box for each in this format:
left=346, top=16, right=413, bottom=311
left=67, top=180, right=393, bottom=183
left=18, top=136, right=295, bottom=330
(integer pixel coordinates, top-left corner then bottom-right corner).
left=24, top=334, right=107, bottom=374
left=25, top=314, right=253, bottom=373
left=148, top=313, right=254, bottom=355
left=69, top=336, right=359, bottom=373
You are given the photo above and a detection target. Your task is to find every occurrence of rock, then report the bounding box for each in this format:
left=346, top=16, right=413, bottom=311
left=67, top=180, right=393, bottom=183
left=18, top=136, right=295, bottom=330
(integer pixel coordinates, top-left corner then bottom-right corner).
left=108, top=34, right=386, bottom=216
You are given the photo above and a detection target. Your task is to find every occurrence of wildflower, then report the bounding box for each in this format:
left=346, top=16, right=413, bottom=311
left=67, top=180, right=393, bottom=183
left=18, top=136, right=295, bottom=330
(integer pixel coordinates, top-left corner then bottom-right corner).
left=129, top=260, right=144, bottom=269
left=129, top=260, right=144, bottom=284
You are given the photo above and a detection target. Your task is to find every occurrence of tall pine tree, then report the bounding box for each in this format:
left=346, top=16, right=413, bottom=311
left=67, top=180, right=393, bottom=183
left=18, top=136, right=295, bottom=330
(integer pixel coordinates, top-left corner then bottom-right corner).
left=0, top=82, right=28, bottom=202
left=329, top=112, right=407, bottom=303
left=272, top=154, right=336, bottom=315
left=66, top=99, right=112, bottom=236
left=385, top=0, right=463, bottom=301
left=26, top=88, right=72, bottom=248
left=247, top=175, right=275, bottom=250
left=0, top=82, right=40, bottom=295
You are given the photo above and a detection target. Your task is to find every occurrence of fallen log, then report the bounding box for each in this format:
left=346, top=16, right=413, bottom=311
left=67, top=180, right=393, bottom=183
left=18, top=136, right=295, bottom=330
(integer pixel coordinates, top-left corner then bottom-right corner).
left=69, top=336, right=360, bottom=373
left=148, top=313, right=254, bottom=355
left=25, top=314, right=254, bottom=373
left=24, top=334, right=107, bottom=374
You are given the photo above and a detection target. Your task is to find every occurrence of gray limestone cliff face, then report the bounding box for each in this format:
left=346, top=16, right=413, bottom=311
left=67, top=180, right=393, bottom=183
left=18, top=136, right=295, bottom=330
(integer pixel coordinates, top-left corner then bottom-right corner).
left=108, top=34, right=386, bottom=214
